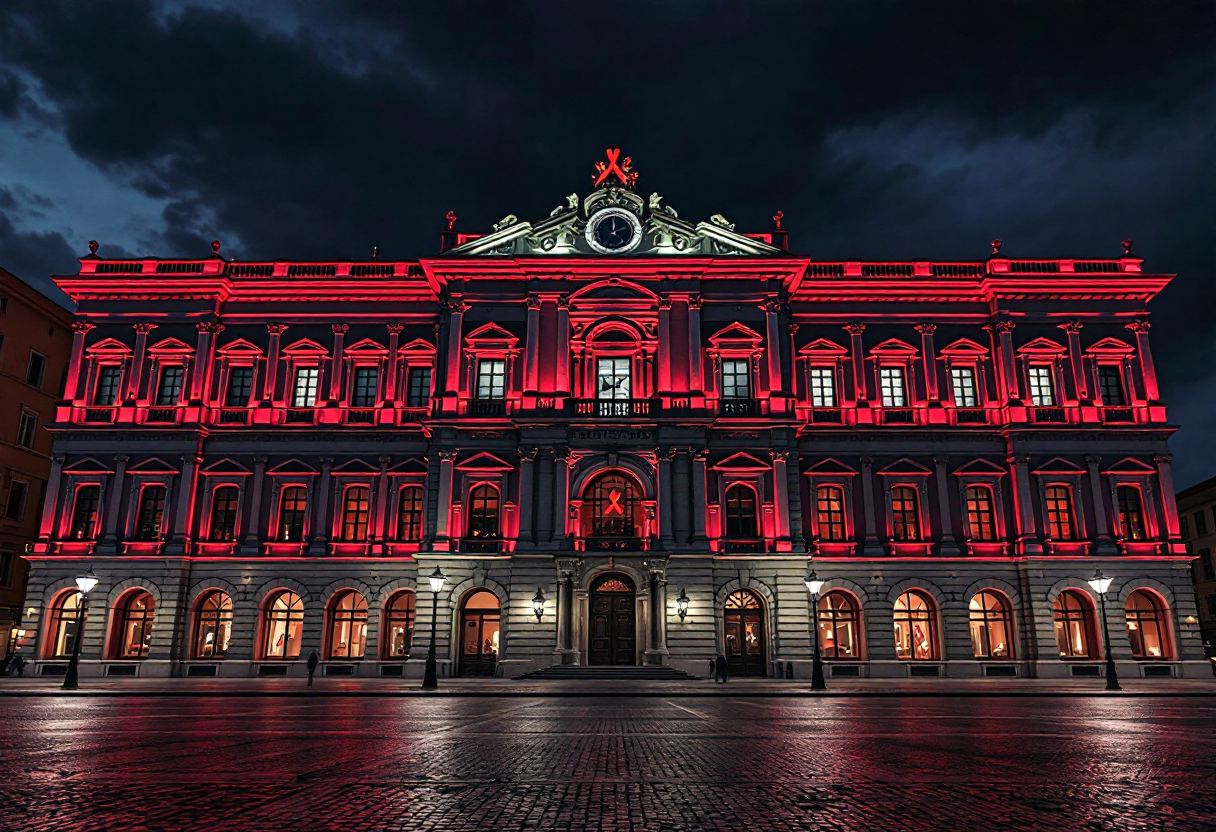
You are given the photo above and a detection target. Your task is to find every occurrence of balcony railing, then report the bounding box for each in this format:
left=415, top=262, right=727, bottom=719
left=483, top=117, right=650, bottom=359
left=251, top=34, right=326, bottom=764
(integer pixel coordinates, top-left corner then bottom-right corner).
left=346, top=408, right=376, bottom=424
left=882, top=408, right=915, bottom=424
left=570, top=399, right=651, bottom=418
left=1032, top=406, right=1067, bottom=423
left=955, top=408, right=987, bottom=424
left=83, top=407, right=115, bottom=423
left=1102, top=407, right=1135, bottom=423
left=145, top=407, right=178, bottom=423
left=809, top=407, right=843, bottom=424
left=218, top=408, right=249, bottom=424
left=724, top=538, right=764, bottom=553
left=284, top=408, right=315, bottom=424
left=580, top=536, right=646, bottom=551
left=470, top=399, right=507, bottom=417
left=399, top=407, right=429, bottom=423
left=720, top=398, right=760, bottom=417
left=458, top=538, right=502, bottom=553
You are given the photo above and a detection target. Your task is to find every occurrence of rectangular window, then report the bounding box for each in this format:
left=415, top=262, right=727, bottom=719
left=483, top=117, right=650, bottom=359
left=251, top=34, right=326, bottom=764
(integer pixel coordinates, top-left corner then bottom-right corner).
left=396, top=487, right=424, bottom=542
left=815, top=485, right=846, bottom=541
left=351, top=366, right=379, bottom=407
left=0, top=552, right=13, bottom=587
left=94, top=365, right=122, bottom=406
left=1028, top=365, right=1056, bottom=406
left=26, top=351, right=45, bottom=388
left=1044, top=485, right=1075, bottom=541
left=155, top=365, right=184, bottom=406
left=70, top=486, right=101, bottom=540
left=341, top=486, right=371, bottom=542
left=721, top=359, right=750, bottom=399
left=477, top=359, right=506, bottom=399
left=595, top=357, right=630, bottom=400
left=16, top=411, right=37, bottom=448
left=1097, top=365, right=1125, bottom=406
left=209, top=487, right=240, bottom=543
left=292, top=367, right=320, bottom=408
left=1202, top=548, right=1215, bottom=582
left=879, top=367, right=906, bottom=407
left=134, top=486, right=167, bottom=541
left=5, top=480, right=28, bottom=522
left=950, top=367, right=978, bottom=407
left=406, top=367, right=432, bottom=408
left=809, top=367, right=836, bottom=408
left=1181, top=516, right=1190, bottom=540
left=225, top=366, right=254, bottom=407
left=278, top=487, right=308, bottom=542
left=1116, top=486, right=1146, bottom=541
left=965, top=486, right=997, bottom=542
left=1207, top=595, right=1216, bottom=616
left=1195, top=510, right=1208, bottom=537
left=889, top=486, right=920, bottom=542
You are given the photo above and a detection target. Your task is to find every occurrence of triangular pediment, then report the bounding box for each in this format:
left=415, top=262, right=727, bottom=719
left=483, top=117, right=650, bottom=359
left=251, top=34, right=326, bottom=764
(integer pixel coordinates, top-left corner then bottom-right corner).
left=1032, top=457, right=1087, bottom=475
left=199, top=458, right=251, bottom=476
left=804, top=458, right=857, bottom=476
left=332, top=458, right=380, bottom=475
left=388, top=457, right=429, bottom=476
left=711, top=452, right=771, bottom=472
left=282, top=338, right=329, bottom=356
left=85, top=337, right=133, bottom=355
left=267, top=458, right=319, bottom=476
left=344, top=338, right=388, bottom=355
left=63, top=456, right=114, bottom=474
left=1102, top=457, right=1157, bottom=475
left=398, top=338, right=437, bottom=354
left=455, top=452, right=514, bottom=472
left=952, top=458, right=1007, bottom=477
left=708, top=322, right=764, bottom=350
left=798, top=338, right=848, bottom=357
left=869, top=338, right=918, bottom=356
left=464, top=323, right=519, bottom=349
left=940, top=338, right=989, bottom=357
left=1085, top=337, right=1135, bottom=355
left=127, top=457, right=179, bottom=475
left=877, top=457, right=932, bottom=476
left=1017, top=337, right=1066, bottom=356
left=216, top=338, right=263, bottom=356
left=147, top=337, right=194, bottom=354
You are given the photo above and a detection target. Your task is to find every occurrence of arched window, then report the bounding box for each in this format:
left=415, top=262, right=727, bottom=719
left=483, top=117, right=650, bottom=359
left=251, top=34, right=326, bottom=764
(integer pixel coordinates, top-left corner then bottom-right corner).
left=262, top=590, right=304, bottom=660
left=193, top=590, right=233, bottom=659
left=1053, top=590, right=1095, bottom=659
left=816, top=485, right=846, bottom=541
left=396, top=486, right=424, bottom=542
left=134, top=485, right=167, bottom=541
left=1116, top=486, right=1147, bottom=541
left=964, top=486, right=997, bottom=542
left=467, top=485, right=500, bottom=539
left=340, top=486, right=371, bottom=542
left=724, top=484, right=758, bottom=539
left=581, top=473, right=642, bottom=541
left=969, top=590, right=1013, bottom=659
left=277, top=486, right=308, bottom=542
left=817, top=591, right=860, bottom=659
left=111, top=590, right=155, bottom=659
left=890, top=486, right=921, bottom=542
left=893, top=590, right=938, bottom=660
left=69, top=485, right=101, bottom=540
left=1044, top=485, right=1076, bottom=541
left=1126, top=590, right=1170, bottom=659
left=209, top=486, right=240, bottom=542
left=383, top=591, right=416, bottom=659
left=47, top=591, right=83, bottom=658
left=327, top=590, right=368, bottom=660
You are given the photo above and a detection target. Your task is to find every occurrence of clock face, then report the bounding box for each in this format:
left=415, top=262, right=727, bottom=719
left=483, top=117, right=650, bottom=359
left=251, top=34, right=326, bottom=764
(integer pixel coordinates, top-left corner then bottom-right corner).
left=585, top=207, right=642, bottom=254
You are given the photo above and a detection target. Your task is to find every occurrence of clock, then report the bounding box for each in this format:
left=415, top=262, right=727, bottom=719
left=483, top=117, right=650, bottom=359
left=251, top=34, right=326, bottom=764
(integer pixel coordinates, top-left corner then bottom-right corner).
left=585, top=207, right=643, bottom=254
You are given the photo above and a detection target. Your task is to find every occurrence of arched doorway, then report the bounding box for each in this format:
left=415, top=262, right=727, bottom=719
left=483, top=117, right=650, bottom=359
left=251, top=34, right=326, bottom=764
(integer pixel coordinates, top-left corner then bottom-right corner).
left=724, top=590, right=766, bottom=676
left=459, top=590, right=500, bottom=677
left=589, top=573, right=636, bottom=666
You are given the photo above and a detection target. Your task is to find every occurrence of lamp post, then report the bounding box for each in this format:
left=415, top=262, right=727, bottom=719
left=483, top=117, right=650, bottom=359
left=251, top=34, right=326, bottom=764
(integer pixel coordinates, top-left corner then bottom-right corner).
left=62, top=568, right=99, bottom=691
left=532, top=588, right=545, bottom=623
left=676, top=588, right=690, bottom=621
left=1088, top=569, right=1121, bottom=692
left=804, top=568, right=826, bottom=691
left=422, top=566, right=447, bottom=691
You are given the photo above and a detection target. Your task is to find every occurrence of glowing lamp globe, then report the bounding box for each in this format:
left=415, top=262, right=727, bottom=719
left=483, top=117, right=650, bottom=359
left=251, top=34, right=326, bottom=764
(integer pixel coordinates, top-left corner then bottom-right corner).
left=532, top=588, right=545, bottom=622
left=804, top=569, right=824, bottom=597
left=427, top=566, right=448, bottom=595
left=1088, top=570, right=1113, bottom=596
left=75, top=568, right=99, bottom=596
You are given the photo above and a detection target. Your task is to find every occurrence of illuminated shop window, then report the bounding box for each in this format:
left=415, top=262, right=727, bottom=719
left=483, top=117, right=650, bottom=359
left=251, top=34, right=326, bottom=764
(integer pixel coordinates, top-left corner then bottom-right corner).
left=1125, top=590, right=1170, bottom=660
left=327, top=590, right=368, bottom=660
left=194, top=591, right=233, bottom=659
left=112, top=590, right=154, bottom=659
left=262, top=590, right=304, bottom=660
left=1053, top=590, right=1095, bottom=659
left=893, top=590, right=938, bottom=660
left=383, top=591, right=416, bottom=659
left=48, top=591, right=83, bottom=658
left=817, top=591, right=860, bottom=659
left=969, top=591, right=1013, bottom=659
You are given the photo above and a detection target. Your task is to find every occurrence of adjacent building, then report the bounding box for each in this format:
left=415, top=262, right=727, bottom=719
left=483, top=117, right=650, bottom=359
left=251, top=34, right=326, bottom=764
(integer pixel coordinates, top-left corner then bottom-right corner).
left=18, top=153, right=1209, bottom=682
left=0, top=266, right=73, bottom=662
left=1177, top=476, right=1216, bottom=660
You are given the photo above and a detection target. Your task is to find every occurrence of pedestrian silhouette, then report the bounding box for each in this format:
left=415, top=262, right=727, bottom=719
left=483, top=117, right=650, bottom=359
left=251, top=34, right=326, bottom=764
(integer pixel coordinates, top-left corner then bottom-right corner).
left=715, top=654, right=729, bottom=684
left=7, top=655, right=24, bottom=677
left=708, top=658, right=716, bottom=679
left=306, top=650, right=319, bottom=688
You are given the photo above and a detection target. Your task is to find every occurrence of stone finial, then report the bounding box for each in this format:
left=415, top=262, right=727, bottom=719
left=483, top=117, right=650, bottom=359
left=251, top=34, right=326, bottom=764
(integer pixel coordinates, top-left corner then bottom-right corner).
left=772, top=210, right=784, bottom=230
left=445, top=211, right=457, bottom=230
left=211, top=240, right=221, bottom=256
left=1122, top=239, right=1134, bottom=256
left=87, top=240, right=99, bottom=255
left=990, top=239, right=1002, bottom=256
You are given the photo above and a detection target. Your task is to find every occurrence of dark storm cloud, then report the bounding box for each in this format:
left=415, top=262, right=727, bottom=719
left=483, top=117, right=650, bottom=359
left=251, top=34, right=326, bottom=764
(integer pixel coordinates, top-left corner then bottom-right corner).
left=1, top=0, right=1215, bottom=481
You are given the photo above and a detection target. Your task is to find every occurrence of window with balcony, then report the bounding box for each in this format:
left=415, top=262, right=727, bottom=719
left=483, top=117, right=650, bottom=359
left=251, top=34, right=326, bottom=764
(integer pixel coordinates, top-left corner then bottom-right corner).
left=889, top=486, right=921, bottom=542
left=277, top=486, right=308, bottom=542
left=1097, top=365, right=1125, bottom=406
left=964, top=485, right=997, bottom=542
left=879, top=367, right=906, bottom=407
left=721, top=359, right=750, bottom=399
left=155, top=365, right=184, bottom=405
left=809, top=367, right=836, bottom=407
left=225, top=366, right=254, bottom=407
left=815, top=485, right=846, bottom=541
left=134, top=486, right=167, bottom=540
left=16, top=411, right=36, bottom=448
left=1116, top=485, right=1146, bottom=541
left=1044, top=485, right=1076, bottom=541
left=581, top=473, right=643, bottom=547
left=340, top=486, right=371, bottom=542
left=596, top=357, right=631, bottom=400
left=93, top=365, right=122, bottom=406
left=723, top=484, right=758, bottom=544
left=1028, top=365, right=1056, bottom=406
left=351, top=366, right=379, bottom=407
left=396, top=486, right=424, bottom=542
left=950, top=366, right=978, bottom=407
left=467, top=484, right=500, bottom=541
left=69, top=485, right=101, bottom=540
left=292, top=367, right=320, bottom=407
left=476, top=359, right=506, bottom=400
left=208, top=486, right=240, bottom=542
left=406, top=367, right=432, bottom=408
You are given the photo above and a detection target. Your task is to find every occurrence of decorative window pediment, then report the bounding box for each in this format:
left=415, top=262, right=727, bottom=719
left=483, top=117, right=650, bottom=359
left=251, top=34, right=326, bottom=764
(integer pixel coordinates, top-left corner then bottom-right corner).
left=464, top=322, right=519, bottom=350
left=216, top=338, right=264, bottom=357
left=1102, top=457, right=1157, bottom=475
left=939, top=338, right=989, bottom=357
left=1084, top=338, right=1135, bottom=356
left=332, top=459, right=380, bottom=476
left=708, top=322, right=764, bottom=352
left=85, top=338, right=133, bottom=355
left=869, top=338, right=918, bottom=357
left=798, top=338, right=849, bottom=358
left=877, top=457, right=932, bottom=476
left=1032, top=457, right=1087, bottom=476
left=398, top=338, right=438, bottom=355
left=455, top=451, right=514, bottom=472
left=710, top=452, right=770, bottom=472
left=199, top=458, right=251, bottom=476
left=951, top=458, right=1007, bottom=477
left=344, top=338, right=388, bottom=357
left=1017, top=337, right=1067, bottom=356
left=804, top=458, right=857, bottom=476
left=63, top=456, right=115, bottom=475
left=127, top=457, right=180, bottom=475
left=388, top=457, right=429, bottom=476
left=282, top=338, right=329, bottom=356
left=147, top=337, right=194, bottom=355
left=267, top=459, right=320, bottom=476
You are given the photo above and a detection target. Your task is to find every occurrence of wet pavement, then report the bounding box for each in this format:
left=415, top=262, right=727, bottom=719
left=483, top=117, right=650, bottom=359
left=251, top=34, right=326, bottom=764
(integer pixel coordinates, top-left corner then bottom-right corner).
left=0, top=695, right=1214, bottom=831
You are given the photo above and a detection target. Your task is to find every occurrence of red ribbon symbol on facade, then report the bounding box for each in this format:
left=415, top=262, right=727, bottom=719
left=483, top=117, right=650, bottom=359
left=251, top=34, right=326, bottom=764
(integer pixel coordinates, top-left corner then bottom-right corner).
left=605, top=489, right=625, bottom=515
left=593, top=148, right=636, bottom=188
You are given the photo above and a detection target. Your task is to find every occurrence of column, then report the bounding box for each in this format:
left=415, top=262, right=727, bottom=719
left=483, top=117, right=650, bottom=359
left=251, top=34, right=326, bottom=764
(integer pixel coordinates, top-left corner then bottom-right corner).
left=555, top=296, right=571, bottom=395
left=1126, top=321, right=1160, bottom=402
left=552, top=448, right=570, bottom=545
left=168, top=455, right=200, bottom=553
left=657, top=299, right=672, bottom=394
left=128, top=323, right=157, bottom=402
left=933, top=456, right=958, bottom=554
left=263, top=324, right=287, bottom=403
left=995, top=320, right=1020, bottom=402
left=687, top=296, right=703, bottom=393
left=524, top=296, right=541, bottom=394
left=100, top=455, right=130, bottom=549
left=771, top=450, right=792, bottom=546
left=518, top=447, right=537, bottom=545
left=191, top=323, right=220, bottom=402
left=385, top=323, right=403, bottom=404
left=37, top=455, right=66, bottom=543
left=915, top=323, right=939, bottom=402
left=328, top=324, right=348, bottom=402
left=434, top=450, right=455, bottom=547
left=691, top=448, right=708, bottom=543
left=860, top=456, right=881, bottom=554
left=309, top=457, right=334, bottom=554
left=844, top=324, right=868, bottom=405
left=1085, top=455, right=1116, bottom=554
left=443, top=300, right=468, bottom=400
left=64, top=322, right=94, bottom=401
left=555, top=557, right=580, bottom=664
left=1154, top=454, right=1183, bottom=544
left=643, top=557, right=670, bottom=665
left=1010, top=454, right=1042, bottom=554
left=373, top=456, right=391, bottom=545
left=1059, top=322, right=1088, bottom=401
left=241, top=456, right=267, bottom=552
left=762, top=301, right=784, bottom=395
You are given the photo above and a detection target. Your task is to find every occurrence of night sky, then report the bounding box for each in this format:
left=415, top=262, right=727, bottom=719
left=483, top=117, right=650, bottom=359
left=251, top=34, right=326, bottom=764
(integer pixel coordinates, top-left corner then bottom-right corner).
left=1, top=2, right=1214, bottom=485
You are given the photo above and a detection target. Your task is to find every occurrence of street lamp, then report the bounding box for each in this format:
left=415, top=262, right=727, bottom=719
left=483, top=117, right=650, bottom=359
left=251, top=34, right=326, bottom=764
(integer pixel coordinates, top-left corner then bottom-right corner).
left=422, top=566, right=448, bottom=691
left=63, top=568, right=98, bottom=691
left=532, top=588, right=545, bottom=623
left=676, top=588, right=690, bottom=621
left=804, top=567, right=826, bottom=691
left=1087, top=569, right=1121, bottom=692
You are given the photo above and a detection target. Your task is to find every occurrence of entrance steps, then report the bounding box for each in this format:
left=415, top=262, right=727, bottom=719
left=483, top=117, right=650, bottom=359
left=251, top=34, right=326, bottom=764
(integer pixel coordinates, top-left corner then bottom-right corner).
left=515, top=665, right=700, bottom=681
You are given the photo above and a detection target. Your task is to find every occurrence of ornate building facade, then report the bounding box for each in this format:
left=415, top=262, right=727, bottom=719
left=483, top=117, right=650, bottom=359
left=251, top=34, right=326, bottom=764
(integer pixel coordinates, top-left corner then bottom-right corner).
left=19, top=153, right=1207, bottom=681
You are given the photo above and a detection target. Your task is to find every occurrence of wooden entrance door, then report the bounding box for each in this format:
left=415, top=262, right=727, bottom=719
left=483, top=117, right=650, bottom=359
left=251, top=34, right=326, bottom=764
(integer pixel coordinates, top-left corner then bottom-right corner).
left=589, top=574, right=636, bottom=666
left=724, top=590, right=766, bottom=676
left=459, top=590, right=500, bottom=677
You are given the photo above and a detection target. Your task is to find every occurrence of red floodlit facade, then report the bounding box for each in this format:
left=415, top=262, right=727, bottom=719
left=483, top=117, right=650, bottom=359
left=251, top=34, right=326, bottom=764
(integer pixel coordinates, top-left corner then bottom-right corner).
left=18, top=152, right=1207, bottom=681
